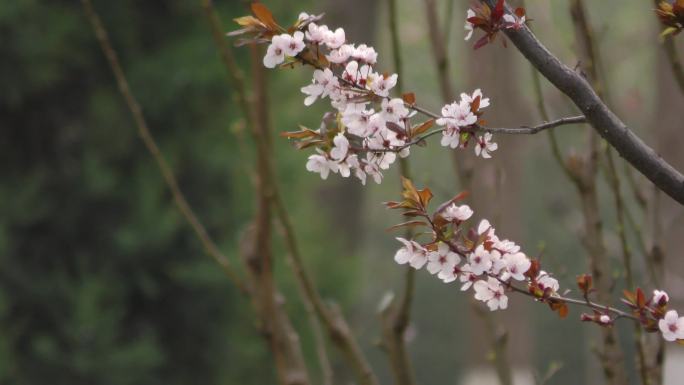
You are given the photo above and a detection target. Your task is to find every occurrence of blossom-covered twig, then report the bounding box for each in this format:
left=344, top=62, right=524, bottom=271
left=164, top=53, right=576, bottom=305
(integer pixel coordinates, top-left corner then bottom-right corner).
left=230, top=5, right=533, bottom=185
left=386, top=177, right=684, bottom=344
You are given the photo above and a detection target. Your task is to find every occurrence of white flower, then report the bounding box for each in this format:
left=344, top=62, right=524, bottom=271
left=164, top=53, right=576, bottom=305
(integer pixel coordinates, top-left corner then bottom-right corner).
left=364, top=113, right=386, bottom=137
left=464, top=9, right=476, bottom=41
left=371, top=74, right=398, bottom=97
left=337, top=153, right=359, bottom=178
left=263, top=32, right=305, bottom=68
left=263, top=34, right=289, bottom=68
left=599, top=315, right=611, bottom=325
left=489, top=250, right=506, bottom=275
left=475, top=133, right=498, bottom=159
left=502, top=252, right=531, bottom=281
left=330, top=133, right=349, bottom=161
left=301, top=68, right=339, bottom=106
left=494, top=239, right=520, bottom=254
left=659, top=310, right=684, bottom=342
left=442, top=203, right=473, bottom=222
left=437, top=100, right=477, bottom=128
left=342, top=105, right=374, bottom=137
left=363, top=155, right=384, bottom=184
left=367, top=150, right=397, bottom=170
left=473, top=277, right=508, bottom=311
left=298, top=12, right=311, bottom=22
left=283, top=31, right=306, bottom=57
left=458, top=268, right=478, bottom=290
left=653, top=290, right=669, bottom=306
left=353, top=44, right=378, bottom=64
left=327, top=44, right=355, bottom=63
left=306, top=151, right=338, bottom=179
left=324, top=27, right=346, bottom=49
left=394, top=238, right=427, bottom=269
left=394, top=238, right=415, bottom=264
left=477, top=219, right=493, bottom=236
left=461, top=89, right=490, bottom=110
left=427, top=242, right=461, bottom=275
left=537, top=271, right=559, bottom=293
left=380, top=98, right=409, bottom=123
left=440, top=126, right=461, bottom=149
left=342, top=61, right=372, bottom=86
left=305, top=23, right=330, bottom=44
left=469, top=245, right=493, bottom=275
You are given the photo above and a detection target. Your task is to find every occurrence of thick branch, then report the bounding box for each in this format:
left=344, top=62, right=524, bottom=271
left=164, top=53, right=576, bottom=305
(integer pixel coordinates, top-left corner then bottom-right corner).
left=481, top=0, right=684, bottom=205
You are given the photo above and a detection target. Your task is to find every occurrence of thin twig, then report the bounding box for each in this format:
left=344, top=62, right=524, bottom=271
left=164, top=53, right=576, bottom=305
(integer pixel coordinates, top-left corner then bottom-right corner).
left=81, top=0, right=247, bottom=294
left=378, top=1, right=419, bottom=384
left=480, top=0, right=684, bottom=205
left=359, top=115, right=587, bottom=153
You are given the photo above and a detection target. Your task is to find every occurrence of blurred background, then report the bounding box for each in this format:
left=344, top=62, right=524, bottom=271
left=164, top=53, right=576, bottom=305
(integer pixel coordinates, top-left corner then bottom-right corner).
left=2, top=0, right=684, bottom=384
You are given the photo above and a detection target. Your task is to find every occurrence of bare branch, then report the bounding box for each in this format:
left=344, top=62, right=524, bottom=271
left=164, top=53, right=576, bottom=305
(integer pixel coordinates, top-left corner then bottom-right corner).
left=80, top=0, right=247, bottom=294
left=480, top=0, right=684, bottom=205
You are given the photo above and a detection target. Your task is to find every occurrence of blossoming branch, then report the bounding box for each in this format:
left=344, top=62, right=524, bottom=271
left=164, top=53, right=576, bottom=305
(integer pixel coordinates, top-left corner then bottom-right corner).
left=228, top=3, right=575, bottom=186
left=229, top=2, right=684, bottom=344
left=387, top=177, right=684, bottom=343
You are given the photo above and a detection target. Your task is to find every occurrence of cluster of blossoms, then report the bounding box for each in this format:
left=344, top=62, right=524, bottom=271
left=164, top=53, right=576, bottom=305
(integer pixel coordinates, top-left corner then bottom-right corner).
left=232, top=3, right=684, bottom=344
left=234, top=7, right=501, bottom=185
left=388, top=178, right=684, bottom=343
left=392, top=202, right=555, bottom=312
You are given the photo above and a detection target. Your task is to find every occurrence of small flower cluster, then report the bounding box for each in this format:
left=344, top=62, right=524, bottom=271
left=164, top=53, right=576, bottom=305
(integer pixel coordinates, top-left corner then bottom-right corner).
left=387, top=178, right=558, bottom=313
left=231, top=5, right=500, bottom=186
left=435, top=89, right=497, bottom=158
left=389, top=178, right=684, bottom=343
left=655, top=0, right=684, bottom=38
left=621, top=287, right=684, bottom=342
left=464, top=0, right=528, bottom=49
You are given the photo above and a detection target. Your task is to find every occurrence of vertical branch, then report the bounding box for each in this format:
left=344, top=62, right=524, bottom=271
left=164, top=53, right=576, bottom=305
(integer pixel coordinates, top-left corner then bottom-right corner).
left=79, top=0, right=246, bottom=293
left=378, top=2, right=419, bottom=385
left=425, top=0, right=474, bottom=189
left=244, top=42, right=312, bottom=385
left=567, top=1, right=631, bottom=384
left=426, top=1, right=513, bottom=384
left=200, top=3, right=376, bottom=385
left=202, top=4, right=379, bottom=384
left=82, top=0, right=248, bottom=294
left=82, top=1, right=311, bottom=384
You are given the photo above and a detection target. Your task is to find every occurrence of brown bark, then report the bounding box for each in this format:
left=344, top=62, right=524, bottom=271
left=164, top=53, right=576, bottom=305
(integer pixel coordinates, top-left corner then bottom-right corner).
left=479, top=0, right=684, bottom=206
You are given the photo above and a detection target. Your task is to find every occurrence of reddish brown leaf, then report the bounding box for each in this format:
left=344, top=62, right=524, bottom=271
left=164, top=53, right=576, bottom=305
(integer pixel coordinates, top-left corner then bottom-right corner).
left=492, top=0, right=505, bottom=21
left=251, top=3, right=278, bottom=30
left=473, top=35, right=490, bottom=50
left=386, top=220, right=429, bottom=232
left=402, top=92, right=416, bottom=105
left=622, top=289, right=636, bottom=305
left=433, top=191, right=469, bottom=218
left=470, top=95, right=481, bottom=113
left=234, top=15, right=264, bottom=28
left=410, top=119, right=434, bottom=137
left=636, top=287, right=646, bottom=308
left=280, top=126, right=321, bottom=139
left=417, top=187, right=433, bottom=208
